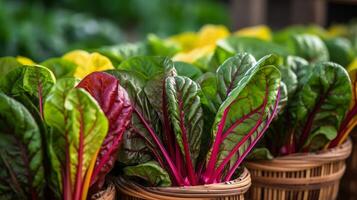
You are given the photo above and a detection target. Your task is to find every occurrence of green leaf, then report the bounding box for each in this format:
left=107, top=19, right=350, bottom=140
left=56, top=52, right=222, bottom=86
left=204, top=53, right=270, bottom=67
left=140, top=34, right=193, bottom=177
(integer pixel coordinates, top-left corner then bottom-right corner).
left=44, top=79, right=108, bottom=198
left=118, top=56, right=175, bottom=81
left=0, top=92, right=45, bottom=199
left=215, top=36, right=289, bottom=61
left=285, top=56, right=310, bottom=85
left=41, top=58, right=77, bottom=78
left=212, top=66, right=281, bottom=170
left=292, top=34, right=329, bottom=63
left=43, top=78, right=78, bottom=192
left=143, top=58, right=176, bottom=121
left=66, top=89, right=108, bottom=188
left=0, top=57, right=22, bottom=79
left=278, top=62, right=297, bottom=97
left=123, top=161, right=172, bottom=187
left=215, top=54, right=280, bottom=113
left=247, top=147, right=273, bottom=160
left=174, top=61, right=202, bottom=80
left=216, top=53, right=256, bottom=102
left=197, top=72, right=219, bottom=113
left=273, top=25, right=328, bottom=47
left=0, top=65, right=56, bottom=110
left=166, top=76, right=203, bottom=166
left=324, top=37, right=354, bottom=67
left=147, top=34, right=181, bottom=57
left=106, top=70, right=161, bottom=165
left=304, top=125, right=337, bottom=152
left=97, top=42, right=148, bottom=66
left=277, top=82, right=288, bottom=114
left=289, top=62, right=352, bottom=150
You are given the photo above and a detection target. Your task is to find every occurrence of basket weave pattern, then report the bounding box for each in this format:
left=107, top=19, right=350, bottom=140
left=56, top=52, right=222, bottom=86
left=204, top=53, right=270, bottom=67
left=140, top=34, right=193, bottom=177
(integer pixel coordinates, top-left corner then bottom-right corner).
left=246, top=140, right=352, bottom=200
left=340, top=134, right=357, bottom=199
left=116, top=168, right=251, bottom=200
left=91, top=184, right=116, bottom=200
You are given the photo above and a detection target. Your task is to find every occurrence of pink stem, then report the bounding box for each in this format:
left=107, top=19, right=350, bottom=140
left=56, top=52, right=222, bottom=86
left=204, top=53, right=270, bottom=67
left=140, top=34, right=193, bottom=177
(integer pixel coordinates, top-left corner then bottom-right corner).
left=74, top=110, right=84, bottom=200
left=208, top=83, right=270, bottom=182
left=177, top=100, right=196, bottom=185
left=134, top=108, right=184, bottom=185
left=224, top=91, right=280, bottom=181
left=211, top=118, right=264, bottom=182
left=203, top=107, right=230, bottom=181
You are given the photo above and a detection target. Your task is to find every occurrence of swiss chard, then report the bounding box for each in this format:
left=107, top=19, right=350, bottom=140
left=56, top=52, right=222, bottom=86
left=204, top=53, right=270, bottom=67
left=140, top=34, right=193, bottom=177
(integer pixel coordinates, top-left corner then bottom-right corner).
left=292, top=34, right=329, bottom=63
left=110, top=54, right=281, bottom=186
left=263, top=61, right=352, bottom=156
left=0, top=65, right=56, bottom=118
left=203, top=64, right=281, bottom=183
left=0, top=57, right=22, bottom=79
left=329, top=60, right=357, bottom=147
left=291, top=62, right=351, bottom=151
left=0, top=65, right=58, bottom=198
left=76, top=72, right=132, bottom=189
left=44, top=79, right=109, bottom=200
left=41, top=58, right=77, bottom=79
left=0, top=92, right=45, bottom=200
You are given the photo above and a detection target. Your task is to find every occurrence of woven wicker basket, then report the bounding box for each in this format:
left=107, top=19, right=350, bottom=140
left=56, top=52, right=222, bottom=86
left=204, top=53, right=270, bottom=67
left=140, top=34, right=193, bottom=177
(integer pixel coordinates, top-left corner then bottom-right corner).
left=91, top=183, right=116, bottom=200
left=339, top=134, right=357, bottom=199
left=116, top=168, right=251, bottom=200
left=246, top=139, right=352, bottom=200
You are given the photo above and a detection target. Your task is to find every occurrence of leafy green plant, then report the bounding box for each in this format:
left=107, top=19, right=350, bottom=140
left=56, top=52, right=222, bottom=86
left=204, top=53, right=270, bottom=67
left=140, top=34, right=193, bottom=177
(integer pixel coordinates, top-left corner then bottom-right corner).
left=77, top=72, right=132, bottom=190
left=262, top=60, right=352, bottom=156
left=44, top=78, right=109, bottom=200
left=292, top=34, right=329, bottom=63
left=0, top=59, right=133, bottom=199
left=0, top=92, right=45, bottom=199
left=108, top=53, right=281, bottom=186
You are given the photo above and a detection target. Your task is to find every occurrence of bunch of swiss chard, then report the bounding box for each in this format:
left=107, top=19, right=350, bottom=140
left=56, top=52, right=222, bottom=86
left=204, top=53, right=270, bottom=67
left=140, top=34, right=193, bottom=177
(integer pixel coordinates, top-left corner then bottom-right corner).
left=108, top=53, right=282, bottom=186
left=254, top=34, right=354, bottom=157
left=0, top=57, right=133, bottom=199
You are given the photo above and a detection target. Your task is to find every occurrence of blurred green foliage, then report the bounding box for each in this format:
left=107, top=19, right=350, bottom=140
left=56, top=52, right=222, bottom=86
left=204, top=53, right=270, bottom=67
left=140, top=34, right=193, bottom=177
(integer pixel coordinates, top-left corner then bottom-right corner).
left=0, top=0, right=123, bottom=61
left=49, top=0, right=230, bottom=37
left=0, top=0, right=230, bottom=60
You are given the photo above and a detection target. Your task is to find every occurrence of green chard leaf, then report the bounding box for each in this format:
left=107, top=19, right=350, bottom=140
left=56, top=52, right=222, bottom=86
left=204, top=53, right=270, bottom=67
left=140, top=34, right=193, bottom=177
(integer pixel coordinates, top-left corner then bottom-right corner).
left=324, top=37, right=355, bottom=67
left=166, top=76, right=203, bottom=170
left=0, top=65, right=56, bottom=117
left=44, top=79, right=108, bottom=200
left=216, top=53, right=256, bottom=102
left=0, top=57, right=22, bottom=79
left=215, top=36, right=289, bottom=63
left=197, top=72, right=219, bottom=113
left=289, top=62, right=352, bottom=151
left=0, top=92, right=45, bottom=199
left=174, top=61, right=202, bottom=80
left=292, top=34, right=329, bottom=63
left=97, top=42, right=148, bottom=66
left=106, top=70, right=161, bottom=165
left=40, top=58, right=77, bottom=78
left=118, top=56, right=175, bottom=81
left=123, top=161, right=171, bottom=187
left=285, top=56, right=310, bottom=85
left=147, top=34, right=181, bottom=57
left=203, top=54, right=281, bottom=182
left=247, top=147, right=274, bottom=160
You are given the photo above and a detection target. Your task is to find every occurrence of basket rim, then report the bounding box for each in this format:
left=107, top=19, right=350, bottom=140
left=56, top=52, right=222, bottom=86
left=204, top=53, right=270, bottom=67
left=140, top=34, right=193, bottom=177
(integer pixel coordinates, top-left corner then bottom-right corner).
left=91, top=182, right=116, bottom=200
left=115, top=167, right=251, bottom=199
left=246, top=138, right=352, bottom=169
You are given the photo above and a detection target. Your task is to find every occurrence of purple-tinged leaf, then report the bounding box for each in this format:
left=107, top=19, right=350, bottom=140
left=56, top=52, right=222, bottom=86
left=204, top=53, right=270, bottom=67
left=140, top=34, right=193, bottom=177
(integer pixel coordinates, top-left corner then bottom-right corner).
left=77, top=72, right=132, bottom=188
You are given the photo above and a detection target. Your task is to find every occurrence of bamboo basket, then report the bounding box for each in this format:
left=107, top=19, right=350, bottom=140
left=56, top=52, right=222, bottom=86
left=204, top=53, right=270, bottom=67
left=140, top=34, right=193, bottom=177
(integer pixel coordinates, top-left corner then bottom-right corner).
left=116, top=168, right=251, bottom=200
left=246, top=139, right=352, bottom=200
left=339, top=134, right=357, bottom=199
left=91, top=183, right=116, bottom=200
